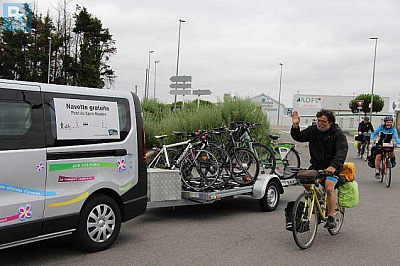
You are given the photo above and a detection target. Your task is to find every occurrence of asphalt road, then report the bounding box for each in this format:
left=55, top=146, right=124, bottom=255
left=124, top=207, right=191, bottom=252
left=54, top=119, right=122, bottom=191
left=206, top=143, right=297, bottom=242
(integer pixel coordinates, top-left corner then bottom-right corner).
left=2, top=126, right=400, bottom=265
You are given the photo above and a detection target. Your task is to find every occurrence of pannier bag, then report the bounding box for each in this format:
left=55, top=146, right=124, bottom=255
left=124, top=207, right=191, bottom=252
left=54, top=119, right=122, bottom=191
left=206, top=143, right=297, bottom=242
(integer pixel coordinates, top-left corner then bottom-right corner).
left=284, top=201, right=295, bottom=231
left=354, top=134, right=363, bottom=141
left=339, top=162, right=356, bottom=182
left=338, top=180, right=359, bottom=208
left=353, top=141, right=359, bottom=147
left=284, top=201, right=305, bottom=231
left=368, top=146, right=377, bottom=168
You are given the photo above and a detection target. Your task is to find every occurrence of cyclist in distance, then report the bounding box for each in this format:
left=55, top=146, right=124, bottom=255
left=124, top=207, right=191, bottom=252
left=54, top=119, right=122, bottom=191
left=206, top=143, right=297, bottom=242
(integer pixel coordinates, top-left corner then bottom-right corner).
left=370, top=116, right=400, bottom=179
left=356, top=116, right=374, bottom=157
left=291, top=109, right=348, bottom=229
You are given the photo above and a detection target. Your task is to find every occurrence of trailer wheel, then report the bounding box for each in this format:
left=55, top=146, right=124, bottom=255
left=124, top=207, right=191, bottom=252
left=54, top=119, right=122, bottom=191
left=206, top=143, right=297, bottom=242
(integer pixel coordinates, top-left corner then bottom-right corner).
left=259, top=181, right=280, bottom=212
left=73, top=195, right=122, bottom=252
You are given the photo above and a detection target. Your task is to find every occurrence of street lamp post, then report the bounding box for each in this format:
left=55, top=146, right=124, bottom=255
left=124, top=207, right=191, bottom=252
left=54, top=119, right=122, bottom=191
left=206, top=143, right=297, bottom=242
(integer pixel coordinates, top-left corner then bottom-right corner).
left=173, top=19, right=186, bottom=110
left=47, top=37, right=51, bottom=84
left=277, top=63, right=283, bottom=125
left=369, top=37, right=378, bottom=121
left=153, top=60, right=160, bottom=99
left=145, top=50, right=154, bottom=99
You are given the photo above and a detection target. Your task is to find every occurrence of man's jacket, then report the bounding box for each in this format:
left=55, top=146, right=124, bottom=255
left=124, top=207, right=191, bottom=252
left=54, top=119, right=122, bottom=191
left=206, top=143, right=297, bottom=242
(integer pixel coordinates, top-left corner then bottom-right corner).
left=358, top=121, right=374, bottom=133
left=370, top=125, right=400, bottom=145
left=290, top=123, right=348, bottom=174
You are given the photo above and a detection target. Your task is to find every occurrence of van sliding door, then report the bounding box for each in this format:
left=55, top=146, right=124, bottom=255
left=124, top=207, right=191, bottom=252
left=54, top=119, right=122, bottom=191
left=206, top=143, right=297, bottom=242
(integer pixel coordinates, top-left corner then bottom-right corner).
left=0, top=85, right=46, bottom=245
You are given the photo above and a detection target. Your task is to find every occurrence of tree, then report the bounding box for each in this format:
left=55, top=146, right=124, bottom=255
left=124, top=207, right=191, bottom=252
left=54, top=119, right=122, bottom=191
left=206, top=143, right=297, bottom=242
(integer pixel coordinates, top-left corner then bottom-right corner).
left=349, top=93, right=384, bottom=115
left=72, top=6, right=116, bottom=88
left=0, top=4, right=116, bottom=88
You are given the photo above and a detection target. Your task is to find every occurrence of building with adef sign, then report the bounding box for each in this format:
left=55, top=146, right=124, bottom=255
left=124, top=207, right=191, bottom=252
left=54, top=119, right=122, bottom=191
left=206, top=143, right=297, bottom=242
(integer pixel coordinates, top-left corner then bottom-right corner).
left=292, top=94, right=391, bottom=130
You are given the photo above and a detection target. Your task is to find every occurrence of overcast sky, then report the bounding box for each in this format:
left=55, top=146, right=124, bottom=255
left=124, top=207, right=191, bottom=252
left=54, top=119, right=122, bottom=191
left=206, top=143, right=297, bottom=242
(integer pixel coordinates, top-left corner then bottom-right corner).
left=32, top=0, right=400, bottom=107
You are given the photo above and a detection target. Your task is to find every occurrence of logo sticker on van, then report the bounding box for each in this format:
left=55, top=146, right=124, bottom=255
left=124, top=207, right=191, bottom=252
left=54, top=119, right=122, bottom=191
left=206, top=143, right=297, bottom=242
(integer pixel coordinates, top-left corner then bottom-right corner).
left=49, top=162, right=115, bottom=171
left=0, top=213, right=19, bottom=224
left=36, top=162, right=45, bottom=172
left=58, top=176, right=95, bottom=182
left=0, top=183, right=56, bottom=196
left=18, top=204, right=32, bottom=221
left=116, top=159, right=126, bottom=172
left=48, top=192, right=89, bottom=207
left=1, top=205, right=34, bottom=223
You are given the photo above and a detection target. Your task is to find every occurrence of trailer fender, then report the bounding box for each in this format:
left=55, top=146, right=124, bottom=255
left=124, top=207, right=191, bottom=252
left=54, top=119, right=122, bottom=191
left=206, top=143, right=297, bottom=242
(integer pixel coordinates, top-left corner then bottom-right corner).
left=252, top=174, right=284, bottom=199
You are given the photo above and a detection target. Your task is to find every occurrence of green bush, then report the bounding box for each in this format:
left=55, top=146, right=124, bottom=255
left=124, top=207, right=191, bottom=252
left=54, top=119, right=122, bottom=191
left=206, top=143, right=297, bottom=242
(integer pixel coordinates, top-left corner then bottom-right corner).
left=142, top=97, right=271, bottom=148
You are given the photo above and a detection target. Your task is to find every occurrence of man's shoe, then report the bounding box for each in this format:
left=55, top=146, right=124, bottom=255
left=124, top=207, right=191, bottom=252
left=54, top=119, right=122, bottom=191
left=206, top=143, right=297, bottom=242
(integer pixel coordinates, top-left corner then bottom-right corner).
left=375, top=172, right=380, bottom=179
left=324, top=216, right=336, bottom=229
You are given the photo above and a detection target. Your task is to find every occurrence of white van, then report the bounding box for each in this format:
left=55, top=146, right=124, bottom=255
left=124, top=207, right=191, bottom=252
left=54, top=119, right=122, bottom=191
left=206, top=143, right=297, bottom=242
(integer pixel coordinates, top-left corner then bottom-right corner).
left=0, top=79, right=147, bottom=252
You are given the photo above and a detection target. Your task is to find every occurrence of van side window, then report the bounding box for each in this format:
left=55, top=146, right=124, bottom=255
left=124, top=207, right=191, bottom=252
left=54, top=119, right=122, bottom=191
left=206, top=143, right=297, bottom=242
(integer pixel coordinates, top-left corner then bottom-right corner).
left=43, top=92, right=131, bottom=147
left=0, top=102, right=32, bottom=136
left=0, top=88, right=45, bottom=150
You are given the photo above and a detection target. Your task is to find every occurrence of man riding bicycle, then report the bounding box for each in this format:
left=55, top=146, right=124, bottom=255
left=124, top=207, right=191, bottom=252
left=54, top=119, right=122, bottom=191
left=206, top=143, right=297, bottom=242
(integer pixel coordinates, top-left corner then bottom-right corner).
left=356, top=116, right=374, bottom=157
left=370, top=116, right=400, bottom=179
left=291, top=109, right=348, bottom=229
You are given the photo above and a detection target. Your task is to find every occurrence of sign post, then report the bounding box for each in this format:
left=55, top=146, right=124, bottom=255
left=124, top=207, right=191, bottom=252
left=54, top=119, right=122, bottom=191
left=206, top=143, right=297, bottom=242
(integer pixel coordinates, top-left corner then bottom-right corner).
left=170, top=76, right=192, bottom=110
left=357, top=106, right=362, bottom=123
left=356, top=100, right=364, bottom=123
left=192, top=89, right=212, bottom=108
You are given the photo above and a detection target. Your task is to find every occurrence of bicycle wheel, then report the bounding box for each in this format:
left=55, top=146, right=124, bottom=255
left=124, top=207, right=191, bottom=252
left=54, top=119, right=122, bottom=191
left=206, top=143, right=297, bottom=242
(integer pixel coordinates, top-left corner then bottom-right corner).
left=385, top=158, right=392, bottom=188
left=231, top=147, right=259, bottom=185
left=380, top=157, right=385, bottom=183
left=275, top=148, right=301, bottom=179
left=363, top=144, right=370, bottom=161
left=251, top=142, right=276, bottom=175
left=328, top=202, right=345, bottom=235
left=360, top=142, right=366, bottom=159
left=180, top=149, right=219, bottom=191
left=292, top=192, right=318, bottom=249
left=209, top=146, right=233, bottom=188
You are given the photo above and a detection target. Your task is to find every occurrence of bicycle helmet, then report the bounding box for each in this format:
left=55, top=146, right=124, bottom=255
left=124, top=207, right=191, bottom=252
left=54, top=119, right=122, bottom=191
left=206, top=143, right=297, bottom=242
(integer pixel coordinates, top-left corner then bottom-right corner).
left=384, top=116, right=393, bottom=122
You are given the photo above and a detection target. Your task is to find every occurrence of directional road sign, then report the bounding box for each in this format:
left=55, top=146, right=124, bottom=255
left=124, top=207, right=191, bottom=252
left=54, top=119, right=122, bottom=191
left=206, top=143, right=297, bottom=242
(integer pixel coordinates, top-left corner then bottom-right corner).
left=169, top=83, right=192, bottom=89
left=170, top=75, right=192, bottom=83
left=192, top=89, right=212, bottom=96
left=169, top=90, right=192, bottom=95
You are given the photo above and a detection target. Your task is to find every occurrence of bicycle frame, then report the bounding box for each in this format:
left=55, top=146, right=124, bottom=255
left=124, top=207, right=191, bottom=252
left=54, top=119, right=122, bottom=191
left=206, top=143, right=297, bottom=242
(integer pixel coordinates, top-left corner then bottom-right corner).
left=302, top=185, right=327, bottom=221
left=148, top=139, right=191, bottom=168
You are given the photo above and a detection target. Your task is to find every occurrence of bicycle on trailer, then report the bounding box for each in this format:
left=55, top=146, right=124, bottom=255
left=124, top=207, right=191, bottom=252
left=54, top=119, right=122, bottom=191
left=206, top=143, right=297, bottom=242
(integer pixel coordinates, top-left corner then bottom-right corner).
left=209, top=126, right=260, bottom=186
left=291, top=169, right=345, bottom=249
left=147, top=133, right=189, bottom=169
left=224, top=121, right=300, bottom=179
left=268, top=134, right=301, bottom=179
left=228, top=121, right=276, bottom=175
left=374, top=143, right=396, bottom=188
left=148, top=132, right=220, bottom=191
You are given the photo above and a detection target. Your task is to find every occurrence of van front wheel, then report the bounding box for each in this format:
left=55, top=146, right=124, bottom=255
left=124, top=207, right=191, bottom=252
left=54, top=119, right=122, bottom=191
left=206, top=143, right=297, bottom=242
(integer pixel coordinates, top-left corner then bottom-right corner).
left=74, top=195, right=122, bottom=252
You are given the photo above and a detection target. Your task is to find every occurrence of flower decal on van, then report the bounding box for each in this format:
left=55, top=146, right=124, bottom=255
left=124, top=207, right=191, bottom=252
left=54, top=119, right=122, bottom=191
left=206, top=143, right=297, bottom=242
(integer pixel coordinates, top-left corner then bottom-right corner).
left=116, top=159, right=126, bottom=172
left=19, top=204, right=32, bottom=221
left=36, top=162, right=45, bottom=173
